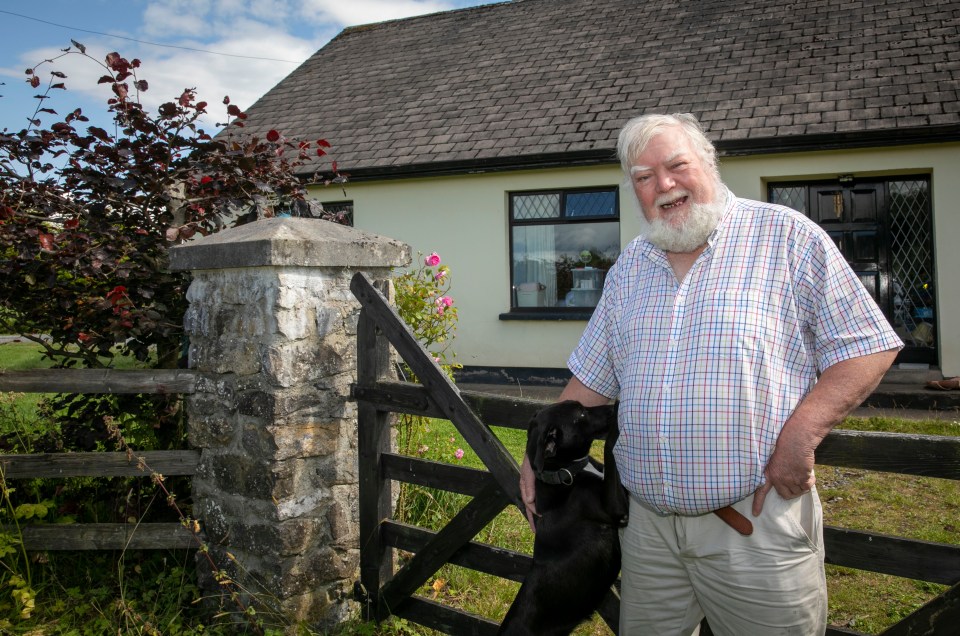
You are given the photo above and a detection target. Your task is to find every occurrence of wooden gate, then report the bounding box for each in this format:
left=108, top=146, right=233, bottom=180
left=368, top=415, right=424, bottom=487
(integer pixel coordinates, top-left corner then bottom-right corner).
left=351, top=273, right=620, bottom=634
left=351, top=272, right=960, bottom=635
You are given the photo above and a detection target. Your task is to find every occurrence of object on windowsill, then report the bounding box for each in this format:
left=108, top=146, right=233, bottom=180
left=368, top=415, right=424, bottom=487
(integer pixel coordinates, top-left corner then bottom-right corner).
left=516, top=282, right=546, bottom=307
left=925, top=377, right=960, bottom=391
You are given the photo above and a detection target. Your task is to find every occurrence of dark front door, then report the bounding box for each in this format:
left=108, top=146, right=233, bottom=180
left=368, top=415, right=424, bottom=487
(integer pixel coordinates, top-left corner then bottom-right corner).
left=808, top=181, right=890, bottom=312
left=769, top=178, right=935, bottom=365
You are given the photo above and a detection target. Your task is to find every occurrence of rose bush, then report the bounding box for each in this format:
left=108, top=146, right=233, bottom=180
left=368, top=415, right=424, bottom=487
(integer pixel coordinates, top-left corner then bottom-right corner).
left=392, top=251, right=465, bottom=526
left=393, top=251, right=459, bottom=378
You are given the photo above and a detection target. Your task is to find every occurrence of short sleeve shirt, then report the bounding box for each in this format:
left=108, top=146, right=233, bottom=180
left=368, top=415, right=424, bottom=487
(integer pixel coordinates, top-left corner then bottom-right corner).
left=568, top=190, right=903, bottom=515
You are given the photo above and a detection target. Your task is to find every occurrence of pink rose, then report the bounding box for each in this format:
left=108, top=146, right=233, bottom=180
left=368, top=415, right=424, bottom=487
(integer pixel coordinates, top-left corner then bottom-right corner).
left=435, top=296, right=453, bottom=315
left=455, top=448, right=465, bottom=460
left=424, top=252, right=441, bottom=267
left=434, top=270, right=447, bottom=280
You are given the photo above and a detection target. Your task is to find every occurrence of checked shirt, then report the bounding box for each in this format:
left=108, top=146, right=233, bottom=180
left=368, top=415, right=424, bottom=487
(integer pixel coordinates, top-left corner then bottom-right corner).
left=569, top=189, right=903, bottom=515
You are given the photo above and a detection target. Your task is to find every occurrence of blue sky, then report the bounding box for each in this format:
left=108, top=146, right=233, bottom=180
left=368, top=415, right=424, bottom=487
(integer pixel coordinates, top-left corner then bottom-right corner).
left=0, top=0, right=505, bottom=134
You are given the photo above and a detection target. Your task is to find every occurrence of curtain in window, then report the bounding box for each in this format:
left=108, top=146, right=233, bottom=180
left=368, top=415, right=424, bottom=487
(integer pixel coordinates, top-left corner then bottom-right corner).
left=513, top=225, right=557, bottom=306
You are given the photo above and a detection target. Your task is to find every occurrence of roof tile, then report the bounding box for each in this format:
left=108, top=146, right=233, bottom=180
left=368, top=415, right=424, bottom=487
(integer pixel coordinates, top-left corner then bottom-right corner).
left=237, top=0, right=960, bottom=174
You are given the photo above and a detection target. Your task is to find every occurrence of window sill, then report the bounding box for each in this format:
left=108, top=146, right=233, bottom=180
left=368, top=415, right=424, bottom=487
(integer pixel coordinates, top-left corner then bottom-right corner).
left=499, top=310, right=594, bottom=321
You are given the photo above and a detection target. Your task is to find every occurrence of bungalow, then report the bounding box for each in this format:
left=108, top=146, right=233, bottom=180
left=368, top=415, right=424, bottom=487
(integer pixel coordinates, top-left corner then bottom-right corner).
left=237, top=0, right=960, bottom=382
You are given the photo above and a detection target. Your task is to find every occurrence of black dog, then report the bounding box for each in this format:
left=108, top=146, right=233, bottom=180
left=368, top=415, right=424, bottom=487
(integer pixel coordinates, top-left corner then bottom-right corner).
left=499, top=400, right=628, bottom=635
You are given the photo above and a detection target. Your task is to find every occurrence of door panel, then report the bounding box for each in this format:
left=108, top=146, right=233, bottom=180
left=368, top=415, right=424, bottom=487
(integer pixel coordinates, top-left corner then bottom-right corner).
left=813, top=189, right=844, bottom=224
left=850, top=187, right=880, bottom=222
left=850, top=230, right=879, bottom=264
left=809, top=183, right=887, bottom=311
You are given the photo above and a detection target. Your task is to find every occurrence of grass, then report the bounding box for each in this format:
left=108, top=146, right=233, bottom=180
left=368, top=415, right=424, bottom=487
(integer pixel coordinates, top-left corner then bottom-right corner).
left=0, top=340, right=146, bottom=413
left=0, top=340, right=146, bottom=371
left=818, top=413, right=960, bottom=632
left=0, top=340, right=61, bottom=413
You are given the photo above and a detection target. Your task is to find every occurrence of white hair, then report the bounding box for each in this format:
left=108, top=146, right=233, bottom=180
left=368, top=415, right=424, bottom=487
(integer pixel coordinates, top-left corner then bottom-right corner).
left=616, top=113, right=720, bottom=182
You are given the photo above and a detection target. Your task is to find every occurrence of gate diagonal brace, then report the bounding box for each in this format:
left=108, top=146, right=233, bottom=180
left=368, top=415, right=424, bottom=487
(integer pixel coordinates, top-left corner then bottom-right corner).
left=377, top=480, right=510, bottom=617
left=350, top=272, right=523, bottom=511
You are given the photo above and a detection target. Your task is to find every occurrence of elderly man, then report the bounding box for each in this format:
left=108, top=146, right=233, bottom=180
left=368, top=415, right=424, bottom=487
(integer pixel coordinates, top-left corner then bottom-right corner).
left=520, top=113, right=902, bottom=635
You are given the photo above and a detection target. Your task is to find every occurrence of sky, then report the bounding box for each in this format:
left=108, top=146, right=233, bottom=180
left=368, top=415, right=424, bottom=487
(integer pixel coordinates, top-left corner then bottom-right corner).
left=0, top=0, right=505, bottom=134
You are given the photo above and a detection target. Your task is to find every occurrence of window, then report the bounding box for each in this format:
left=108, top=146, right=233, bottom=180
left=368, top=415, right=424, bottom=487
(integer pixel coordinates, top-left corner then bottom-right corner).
left=508, top=187, right=620, bottom=314
left=319, top=200, right=354, bottom=226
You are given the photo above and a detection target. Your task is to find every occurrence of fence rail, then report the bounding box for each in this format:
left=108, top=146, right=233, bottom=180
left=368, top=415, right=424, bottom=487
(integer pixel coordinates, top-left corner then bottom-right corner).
left=0, top=450, right=200, bottom=479
left=0, top=368, right=198, bottom=394
left=0, top=367, right=199, bottom=552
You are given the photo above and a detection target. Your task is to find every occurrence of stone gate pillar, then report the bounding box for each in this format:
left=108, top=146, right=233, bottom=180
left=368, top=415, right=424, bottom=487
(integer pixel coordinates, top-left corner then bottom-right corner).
left=168, top=217, right=410, bottom=629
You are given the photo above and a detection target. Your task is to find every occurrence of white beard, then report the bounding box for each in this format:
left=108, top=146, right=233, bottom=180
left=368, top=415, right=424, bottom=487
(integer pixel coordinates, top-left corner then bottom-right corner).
left=637, top=188, right=726, bottom=253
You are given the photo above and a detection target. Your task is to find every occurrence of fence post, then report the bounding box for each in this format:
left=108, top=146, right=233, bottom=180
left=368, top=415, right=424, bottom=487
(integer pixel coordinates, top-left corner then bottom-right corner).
left=168, top=217, right=410, bottom=629
left=356, top=280, right=396, bottom=622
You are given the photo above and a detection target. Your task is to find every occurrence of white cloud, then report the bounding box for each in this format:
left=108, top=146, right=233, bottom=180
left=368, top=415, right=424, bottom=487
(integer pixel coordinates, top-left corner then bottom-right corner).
left=300, top=0, right=455, bottom=26
left=4, top=30, right=313, bottom=131
left=144, top=0, right=305, bottom=39
left=140, top=30, right=320, bottom=114
left=7, top=43, right=122, bottom=117
left=142, top=1, right=210, bottom=39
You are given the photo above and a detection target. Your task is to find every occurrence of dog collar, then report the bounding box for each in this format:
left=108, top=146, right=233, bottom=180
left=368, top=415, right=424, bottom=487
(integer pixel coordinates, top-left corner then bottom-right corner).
left=537, top=455, right=593, bottom=486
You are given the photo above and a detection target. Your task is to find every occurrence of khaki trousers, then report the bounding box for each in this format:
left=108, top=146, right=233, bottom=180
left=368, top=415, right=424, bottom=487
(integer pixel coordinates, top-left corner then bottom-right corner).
left=619, top=487, right=827, bottom=636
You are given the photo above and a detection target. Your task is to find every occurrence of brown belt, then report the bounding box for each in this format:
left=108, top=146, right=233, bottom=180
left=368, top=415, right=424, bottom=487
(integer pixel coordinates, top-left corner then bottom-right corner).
left=630, top=494, right=754, bottom=536
left=713, top=505, right=753, bottom=536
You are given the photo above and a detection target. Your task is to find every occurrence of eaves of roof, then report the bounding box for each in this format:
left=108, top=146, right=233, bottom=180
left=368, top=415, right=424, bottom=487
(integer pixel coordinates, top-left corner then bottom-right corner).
left=315, top=123, right=960, bottom=183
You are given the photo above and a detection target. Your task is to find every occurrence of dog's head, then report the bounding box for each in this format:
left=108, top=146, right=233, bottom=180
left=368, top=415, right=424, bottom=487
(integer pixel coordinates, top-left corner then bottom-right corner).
left=526, top=400, right=618, bottom=474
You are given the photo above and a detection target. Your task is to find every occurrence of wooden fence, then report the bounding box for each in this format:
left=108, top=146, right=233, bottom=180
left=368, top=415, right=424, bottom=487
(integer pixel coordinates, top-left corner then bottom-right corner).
left=0, top=368, right=199, bottom=550
left=350, top=273, right=960, bottom=636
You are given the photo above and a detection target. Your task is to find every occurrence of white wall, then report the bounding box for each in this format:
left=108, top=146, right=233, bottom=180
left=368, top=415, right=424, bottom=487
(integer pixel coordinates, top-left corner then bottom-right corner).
left=313, top=141, right=960, bottom=376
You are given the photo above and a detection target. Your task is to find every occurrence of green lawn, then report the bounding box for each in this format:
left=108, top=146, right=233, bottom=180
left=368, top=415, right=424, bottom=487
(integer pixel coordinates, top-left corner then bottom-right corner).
left=0, top=339, right=61, bottom=370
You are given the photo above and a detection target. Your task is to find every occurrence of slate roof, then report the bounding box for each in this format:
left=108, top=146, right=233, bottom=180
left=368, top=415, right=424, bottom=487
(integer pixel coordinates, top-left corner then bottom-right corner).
left=239, top=0, right=960, bottom=179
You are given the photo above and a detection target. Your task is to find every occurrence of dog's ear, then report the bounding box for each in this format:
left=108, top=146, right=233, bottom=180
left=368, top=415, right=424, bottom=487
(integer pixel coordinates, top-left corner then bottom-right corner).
left=543, top=426, right=559, bottom=459
left=527, top=413, right=541, bottom=433
left=527, top=411, right=546, bottom=470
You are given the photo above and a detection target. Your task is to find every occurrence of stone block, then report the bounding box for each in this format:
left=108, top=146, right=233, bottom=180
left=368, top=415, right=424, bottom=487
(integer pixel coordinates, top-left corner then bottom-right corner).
left=237, top=385, right=349, bottom=419
left=197, top=452, right=275, bottom=499
left=316, top=304, right=346, bottom=338
left=240, top=418, right=340, bottom=461
left=213, top=304, right=270, bottom=340
left=187, top=409, right=236, bottom=448
left=275, top=305, right=317, bottom=340
left=326, top=488, right=361, bottom=547
left=208, top=516, right=334, bottom=557
left=189, top=338, right=262, bottom=376
left=236, top=390, right=276, bottom=418
left=262, top=339, right=353, bottom=388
